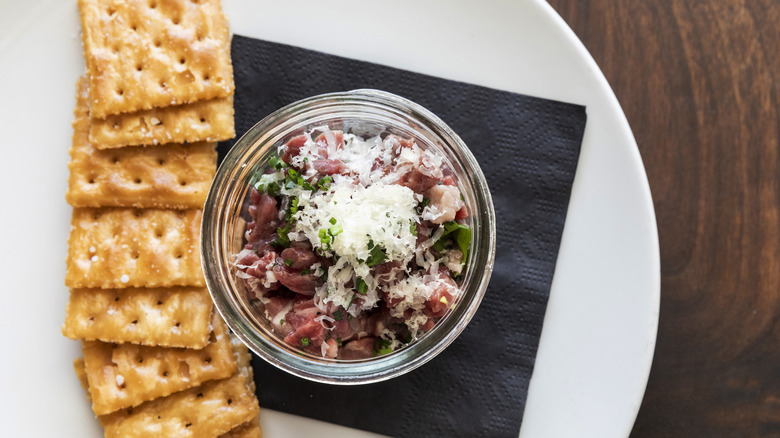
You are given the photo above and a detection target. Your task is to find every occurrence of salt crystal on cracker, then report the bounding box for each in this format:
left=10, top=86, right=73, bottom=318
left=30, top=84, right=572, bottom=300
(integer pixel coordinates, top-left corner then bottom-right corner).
left=66, top=208, right=204, bottom=289
left=62, top=287, right=213, bottom=349
left=78, top=0, right=233, bottom=118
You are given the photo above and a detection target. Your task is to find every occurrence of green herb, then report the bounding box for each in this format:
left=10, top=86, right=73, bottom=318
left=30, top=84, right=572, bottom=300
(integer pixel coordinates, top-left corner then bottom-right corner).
left=301, top=268, right=311, bottom=275
left=337, top=337, right=343, bottom=347
left=318, top=228, right=332, bottom=246
left=252, top=173, right=282, bottom=196
left=279, top=318, right=285, bottom=326
left=355, top=277, right=368, bottom=295
left=432, top=221, right=472, bottom=263
left=329, top=217, right=337, bottom=225
left=333, top=310, right=343, bottom=321
left=329, top=224, right=343, bottom=236
left=288, top=168, right=299, bottom=179
left=420, top=198, right=430, bottom=208
left=284, top=259, right=292, bottom=267
left=325, top=332, right=331, bottom=342
left=365, top=240, right=387, bottom=267
left=268, top=156, right=286, bottom=170
left=373, top=338, right=393, bottom=356
left=317, top=176, right=333, bottom=190
left=289, top=197, right=299, bottom=215
left=272, top=223, right=291, bottom=248
left=410, top=221, right=417, bottom=236
left=346, top=293, right=355, bottom=309
left=301, top=337, right=310, bottom=347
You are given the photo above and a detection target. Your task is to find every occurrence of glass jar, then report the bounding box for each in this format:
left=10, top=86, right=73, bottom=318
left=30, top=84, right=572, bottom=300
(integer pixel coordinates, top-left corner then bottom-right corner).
left=201, top=89, right=495, bottom=384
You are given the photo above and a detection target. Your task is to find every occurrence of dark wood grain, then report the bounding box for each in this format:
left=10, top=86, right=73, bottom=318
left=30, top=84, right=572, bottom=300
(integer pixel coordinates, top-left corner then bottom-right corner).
left=546, top=1, right=780, bottom=436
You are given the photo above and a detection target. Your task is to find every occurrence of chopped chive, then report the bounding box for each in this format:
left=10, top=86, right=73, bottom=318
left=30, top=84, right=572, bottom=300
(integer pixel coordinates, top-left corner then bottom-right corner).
left=333, top=310, right=343, bottom=321
left=288, top=168, right=299, bottom=179
left=325, top=332, right=331, bottom=341
left=410, top=221, right=417, bottom=236
left=355, top=278, right=368, bottom=295
left=284, top=258, right=292, bottom=267
left=301, top=337, right=310, bottom=347
left=329, top=217, right=337, bottom=225
left=329, top=224, right=343, bottom=236
left=301, top=268, right=310, bottom=275
left=317, top=176, right=333, bottom=190
left=279, top=318, right=285, bottom=326
left=420, top=198, right=430, bottom=208
left=337, top=337, right=343, bottom=347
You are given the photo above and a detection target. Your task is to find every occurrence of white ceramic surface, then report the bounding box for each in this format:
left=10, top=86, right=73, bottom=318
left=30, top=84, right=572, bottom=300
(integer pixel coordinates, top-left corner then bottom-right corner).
left=0, top=0, right=659, bottom=436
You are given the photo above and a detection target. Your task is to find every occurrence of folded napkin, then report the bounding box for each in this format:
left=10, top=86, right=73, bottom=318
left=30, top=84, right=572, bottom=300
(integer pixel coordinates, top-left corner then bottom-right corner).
left=219, top=35, right=587, bottom=437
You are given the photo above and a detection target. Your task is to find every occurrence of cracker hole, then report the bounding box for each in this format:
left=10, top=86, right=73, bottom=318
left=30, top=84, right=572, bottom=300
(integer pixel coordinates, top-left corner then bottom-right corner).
left=203, top=74, right=210, bottom=81
left=157, top=300, right=163, bottom=305
left=117, top=89, right=124, bottom=96
left=162, top=371, right=169, bottom=377
left=119, top=384, right=126, bottom=390
left=88, top=316, right=94, bottom=322
left=88, top=178, right=95, bottom=184
left=204, top=357, right=211, bottom=364
left=134, top=210, right=143, bottom=217
left=159, top=80, right=167, bottom=88
left=136, top=64, right=143, bottom=72
left=114, top=296, right=120, bottom=302
left=137, top=357, right=143, bottom=364
left=179, top=57, right=185, bottom=65
left=196, top=32, right=204, bottom=41
left=112, top=123, right=119, bottom=130
left=132, top=248, right=140, bottom=259
left=172, top=17, right=180, bottom=25
left=180, top=180, right=188, bottom=186
left=154, top=39, right=162, bottom=48
left=185, top=423, right=192, bottom=428
left=199, top=117, right=206, bottom=123
left=131, top=24, right=138, bottom=32
left=197, top=392, right=203, bottom=398
left=135, top=178, right=142, bottom=184
left=112, top=46, right=119, bottom=55
left=157, top=416, right=161, bottom=420
left=131, top=319, right=138, bottom=324
left=227, top=398, right=232, bottom=405
left=149, top=1, right=157, bottom=8
left=112, top=157, right=120, bottom=164
left=174, top=321, right=181, bottom=327
left=107, top=7, right=116, bottom=16
left=158, top=159, right=165, bottom=165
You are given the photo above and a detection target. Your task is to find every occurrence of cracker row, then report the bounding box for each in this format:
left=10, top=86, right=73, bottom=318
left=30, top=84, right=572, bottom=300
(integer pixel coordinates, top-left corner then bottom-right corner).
left=78, top=0, right=234, bottom=118
left=69, top=78, right=218, bottom=209
left=73, top=359, right=261, bottom=438
left=62, top=287, right=213, bottom=349
left=66, top=208, right=204, bottom=289
left=90, top=95, right=235, bottom=149
left=81, top=313, right=236, bottom=416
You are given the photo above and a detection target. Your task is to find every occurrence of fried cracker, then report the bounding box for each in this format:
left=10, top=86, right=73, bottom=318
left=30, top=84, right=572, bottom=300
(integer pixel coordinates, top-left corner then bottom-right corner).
left=62, top=287, right=213, bottom=349
left=67, top=77, right=217, bottom=209
left=78, top=0, right=233, bottom=118
left=81, top=314, right=236, bottom=416
left=90, top=96, right=235, bottom=149
left=66, top=208, right=204, bottom=289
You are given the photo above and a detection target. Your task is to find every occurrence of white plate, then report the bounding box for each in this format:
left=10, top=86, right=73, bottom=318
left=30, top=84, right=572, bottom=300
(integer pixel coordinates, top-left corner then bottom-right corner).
left=0, top=0, right=659, bottom=436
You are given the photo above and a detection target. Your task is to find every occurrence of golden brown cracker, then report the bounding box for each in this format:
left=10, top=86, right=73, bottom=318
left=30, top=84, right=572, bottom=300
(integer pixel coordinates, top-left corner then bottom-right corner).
left=90, top=96, right=235, bottom=149
left=98, top=372, right=259, bottom=438
left=67, top=77, right=218, bottom=209
left=78, top=0, right=233, bottom=118
left=62, top=287, right=213, bottom=349
left=81, top=314, right=236, bottom=416
left=66, top=208, right=204, bottom=289
left=74, top=357, right=92, bottom=402
left=220, top=418, right=262, bottom=438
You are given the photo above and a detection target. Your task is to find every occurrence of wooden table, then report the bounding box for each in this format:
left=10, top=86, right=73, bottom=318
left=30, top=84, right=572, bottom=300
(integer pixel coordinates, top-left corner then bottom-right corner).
left=546, top=1, right=780, bottom=436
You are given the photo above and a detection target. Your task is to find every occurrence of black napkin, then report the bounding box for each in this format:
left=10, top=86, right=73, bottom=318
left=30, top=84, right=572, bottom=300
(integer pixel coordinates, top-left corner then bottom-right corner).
left=219, top=35, right=587, bottom=437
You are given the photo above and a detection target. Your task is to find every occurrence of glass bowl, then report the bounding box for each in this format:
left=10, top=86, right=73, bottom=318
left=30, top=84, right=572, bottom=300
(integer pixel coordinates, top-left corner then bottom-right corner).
left=201, top=89, right=495, bottom=384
